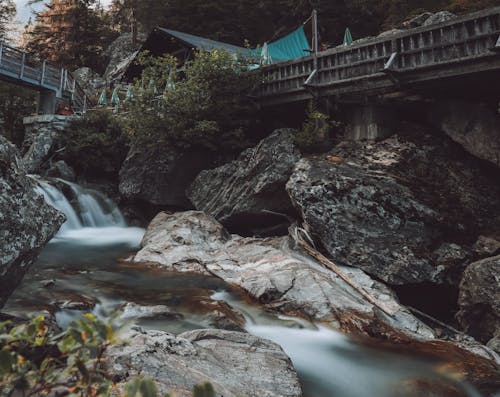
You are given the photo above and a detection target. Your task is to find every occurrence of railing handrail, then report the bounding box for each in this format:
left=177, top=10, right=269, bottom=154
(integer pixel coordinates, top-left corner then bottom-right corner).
left=260, top=5, right=500, bottom=71
left=0, top=40, right=89, bottom=112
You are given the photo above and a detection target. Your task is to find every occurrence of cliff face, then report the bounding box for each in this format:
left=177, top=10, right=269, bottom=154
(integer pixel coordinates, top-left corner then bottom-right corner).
left=0, top=136, right=65, bottom=308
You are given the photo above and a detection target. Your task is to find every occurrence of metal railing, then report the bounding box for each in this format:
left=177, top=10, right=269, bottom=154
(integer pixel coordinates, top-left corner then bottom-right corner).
left=0, top=42, right=88, bottom=113
left=260, top=6, right=500, bottom=99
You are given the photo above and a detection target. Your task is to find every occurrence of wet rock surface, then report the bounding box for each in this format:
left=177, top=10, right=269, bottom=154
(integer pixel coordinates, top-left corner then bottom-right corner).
left=106, top=327, right=302, bottom=397
left=119, top=144, right=214, bottom=208
left=286, top=127, right=500, bottom=285
left=457, top=255, right=500, bottom=350
left=430, top=100, right=500, bottom=169
left=0, top=136, right=65, bottom=307
left=132, top=211, right=435, bottom=340
left=188, top=129, right=300, bottom=235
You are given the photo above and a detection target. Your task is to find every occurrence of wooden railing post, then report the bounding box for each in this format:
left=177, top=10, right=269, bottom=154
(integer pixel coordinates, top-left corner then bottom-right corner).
left=20, top=52, right=26, bottom=78
left=40, top=60, right=46, bottom=84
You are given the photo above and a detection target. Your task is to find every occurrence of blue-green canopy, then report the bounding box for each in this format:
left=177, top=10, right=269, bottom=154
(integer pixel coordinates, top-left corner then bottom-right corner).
left=252, top=26, right=311, bottom=63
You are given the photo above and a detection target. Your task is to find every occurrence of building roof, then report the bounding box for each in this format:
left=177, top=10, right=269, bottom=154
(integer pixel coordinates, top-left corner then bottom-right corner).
left=157, top=28, right=250, bottom=55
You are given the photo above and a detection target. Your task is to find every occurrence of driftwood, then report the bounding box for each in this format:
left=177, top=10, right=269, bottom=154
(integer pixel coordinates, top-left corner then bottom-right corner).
left=291, top=226, right=397, bottom=318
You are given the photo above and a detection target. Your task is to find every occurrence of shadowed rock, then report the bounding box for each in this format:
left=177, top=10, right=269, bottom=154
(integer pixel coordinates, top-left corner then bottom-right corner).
left=0, top=136, right=65, bottom=307
left=188, top=129, right=300, bottom=236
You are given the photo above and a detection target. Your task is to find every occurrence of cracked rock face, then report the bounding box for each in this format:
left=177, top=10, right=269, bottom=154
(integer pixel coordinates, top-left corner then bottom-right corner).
left=105, top=327, right=302, bottom=397
left=458, top=255, right=500, bottom=351
left=0, top=136, right=65, bottom=307
left=286, top=129, right=500, bottom=285
left=188, top=129, right=300, bottom=235
left=132, top=211, right=435, bottom=341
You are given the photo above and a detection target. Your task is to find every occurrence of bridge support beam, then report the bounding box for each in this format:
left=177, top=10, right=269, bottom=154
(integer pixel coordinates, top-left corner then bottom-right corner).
left=344, top=104, right=396, bottom=141
left=37, top=90, right=57, bottom=115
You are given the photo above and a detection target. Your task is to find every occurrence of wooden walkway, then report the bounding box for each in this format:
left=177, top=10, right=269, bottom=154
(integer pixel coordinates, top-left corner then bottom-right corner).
left=260, top=6, right=500, bottom=106
left=0, top=42, right=87, bottom=113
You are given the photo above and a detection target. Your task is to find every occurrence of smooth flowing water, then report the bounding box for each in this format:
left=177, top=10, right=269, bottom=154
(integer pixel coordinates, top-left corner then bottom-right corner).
left=3, top=180, right=484, bottom=397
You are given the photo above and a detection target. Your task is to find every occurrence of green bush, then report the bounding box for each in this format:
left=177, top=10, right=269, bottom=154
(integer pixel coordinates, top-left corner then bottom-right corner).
left=295, top=102, right=332, bottom=153
left=0, top=315, right=215, bottom=397
left=123, top=49, right=260, bottom=153
left=60, top=110, right=129, bottom=179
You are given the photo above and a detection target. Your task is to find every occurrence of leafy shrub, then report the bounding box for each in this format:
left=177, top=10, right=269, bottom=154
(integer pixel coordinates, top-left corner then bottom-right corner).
left=0, top=315, right=216, bottom=397
left=0, top=314, right=115, bottom=396
left=295, top=102, right=332, bottom=153
left=60, top=110, right=129, bottom=179
left=123, top=50, right=260, bottom=153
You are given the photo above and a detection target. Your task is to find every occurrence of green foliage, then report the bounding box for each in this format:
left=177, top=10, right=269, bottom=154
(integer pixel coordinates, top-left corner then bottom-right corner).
left=0, top=313, right=115, bottom=396
left=26, top=0, right=117, bottom=71
left=192, top=382, right=215, bottom=397
left=124, top=49, right=259, bottom=153
left=60, top=109, right=129, bottom=179
left=295, top=102, right=332, bottom=153
left=0, top=315, right=217, bottom=397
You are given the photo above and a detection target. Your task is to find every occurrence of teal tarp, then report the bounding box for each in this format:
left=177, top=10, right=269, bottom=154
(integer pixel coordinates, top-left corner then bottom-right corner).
left=253, top=26, right=311, bottom=63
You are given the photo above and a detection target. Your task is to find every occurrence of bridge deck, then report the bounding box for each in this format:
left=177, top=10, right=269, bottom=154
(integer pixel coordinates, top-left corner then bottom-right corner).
left=0, top=42, right=87, bottom=112
left=260, top=6, right=500, bottom=106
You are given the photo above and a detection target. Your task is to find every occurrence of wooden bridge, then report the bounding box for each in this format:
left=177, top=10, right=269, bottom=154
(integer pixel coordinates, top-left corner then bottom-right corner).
left=259, top=6, right=500, bottom=107
left=0, top=42, right=87, bottom=114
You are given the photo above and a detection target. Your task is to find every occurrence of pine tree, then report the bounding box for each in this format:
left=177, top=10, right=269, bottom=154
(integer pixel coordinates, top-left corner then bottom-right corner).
left=0, top=0, right=16, bottom=41
left=25, top=0, right=114, bottom=70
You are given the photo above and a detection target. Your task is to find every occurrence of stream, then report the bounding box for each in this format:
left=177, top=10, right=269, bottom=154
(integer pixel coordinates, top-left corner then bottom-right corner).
left=2, top=180, right=485, bottom=397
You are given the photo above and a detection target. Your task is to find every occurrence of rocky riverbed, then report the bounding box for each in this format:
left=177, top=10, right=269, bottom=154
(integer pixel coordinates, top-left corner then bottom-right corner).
left=1, top=113, right=500, bottom=396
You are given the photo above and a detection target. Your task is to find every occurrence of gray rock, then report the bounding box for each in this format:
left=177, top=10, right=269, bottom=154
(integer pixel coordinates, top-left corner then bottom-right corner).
left=45, top=160, right=76, bottom=181
left=106, top=327, right=302, bottom=397
left=423, top=11, right=457, bottom=26
left=119, top=302, right=183, bottom=321
left=104, top=33, right=146, bottom=82
left=402, top=12, right=433, bottom=28
left=430, top=100, right=500, bottom=169
left=457, top=255, right=500, bottom=346
left=286, top=130, right=500, bottom=285
left=188, top=129, right=300, bottom=235
left=119, top=144, right=214, bottom=208
left=472, top=236, right=500, bottom=258
left=72, top=67, right=106, bottom=97
left=377, top=28, right=404, bottom=38
left=132, top=211, right=435, bottom=340
left=0, top=136, right=65, bottom=307
left=22, top=115, right=76, bottom=174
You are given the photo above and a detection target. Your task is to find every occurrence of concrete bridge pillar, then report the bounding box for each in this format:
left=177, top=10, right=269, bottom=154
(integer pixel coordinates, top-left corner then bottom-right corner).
left=344, top=104, right=396, bottom=141
left=37, top=90, right=57, bottom=115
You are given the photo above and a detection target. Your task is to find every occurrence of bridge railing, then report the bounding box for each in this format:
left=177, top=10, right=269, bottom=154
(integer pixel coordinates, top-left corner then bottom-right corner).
left=0, top=41, right=88, bottom=113
left=260, top=6, right=500, bottom=98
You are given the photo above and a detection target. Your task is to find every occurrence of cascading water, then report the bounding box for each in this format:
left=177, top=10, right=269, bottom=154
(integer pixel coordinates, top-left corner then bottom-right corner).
left=2, top=179, right=487, bottom=397
left=33, top=178, right=143, bottom=247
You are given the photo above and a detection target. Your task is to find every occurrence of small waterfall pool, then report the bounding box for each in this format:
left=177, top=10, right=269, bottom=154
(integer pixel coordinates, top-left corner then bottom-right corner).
left=3, top=179, right=487, bottom=397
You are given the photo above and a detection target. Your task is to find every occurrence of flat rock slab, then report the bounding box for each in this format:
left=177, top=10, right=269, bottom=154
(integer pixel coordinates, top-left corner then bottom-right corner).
left=132, top=211, right=435, bottom=341
left=106, top=327, right=302, bottom=397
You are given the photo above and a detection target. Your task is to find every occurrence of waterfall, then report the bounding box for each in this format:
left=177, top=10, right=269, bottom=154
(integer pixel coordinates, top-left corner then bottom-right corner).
left=34, top=178, right=144, bottom=247
left=35, top=180, right=125, bottom=232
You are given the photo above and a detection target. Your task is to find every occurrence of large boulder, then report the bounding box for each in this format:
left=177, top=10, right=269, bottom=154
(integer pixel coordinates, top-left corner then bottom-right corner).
left=188, top=129, right=300, bottom=235
left=132, top=211, right=436, bottom=341
left=106, top=327, right=302, bottom=397
left=104, top=33, right=146, bottom=82
left=72, top=67, right=106, bottom=97
left=22, top=115, right=75, bottom=174
left=119, top=145, right=214, bottom=208
left=0, top=136, right=65, bottom=307
left=423, top=11, right=456, bottom=26
left=430, top=100, right=500, bottom=169
left=457, top=255, right=500, bottom=350
left=286, top=126, right=500, bottom=285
